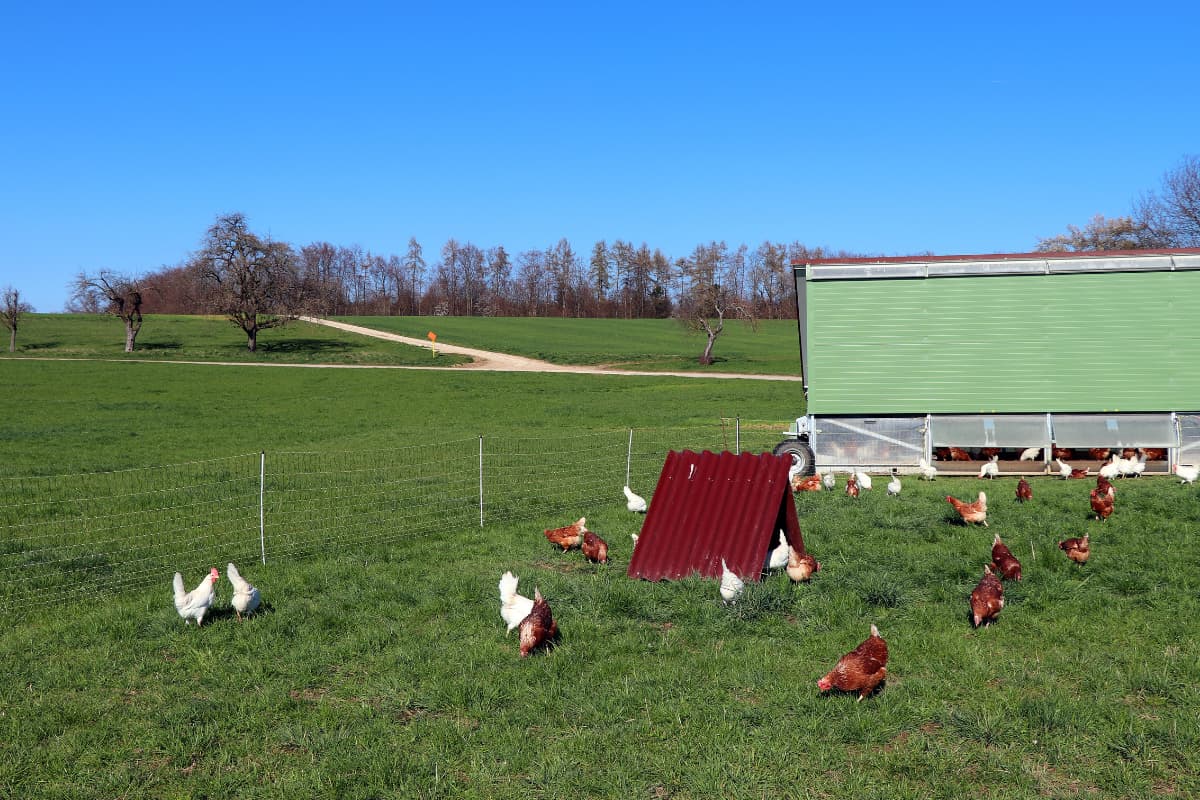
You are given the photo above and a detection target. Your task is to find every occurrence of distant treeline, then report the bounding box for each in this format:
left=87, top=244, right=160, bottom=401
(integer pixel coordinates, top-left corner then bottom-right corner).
left=138, top=234, right=856, bottom=320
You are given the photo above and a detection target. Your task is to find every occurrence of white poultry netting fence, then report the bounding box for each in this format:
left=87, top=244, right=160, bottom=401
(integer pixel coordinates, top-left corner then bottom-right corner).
left=0, top=421, right=783, bottom=617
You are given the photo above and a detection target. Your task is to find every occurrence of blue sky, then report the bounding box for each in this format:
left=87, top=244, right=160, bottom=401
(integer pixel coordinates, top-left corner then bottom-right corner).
left=3, top=2, right=1198, bottom=312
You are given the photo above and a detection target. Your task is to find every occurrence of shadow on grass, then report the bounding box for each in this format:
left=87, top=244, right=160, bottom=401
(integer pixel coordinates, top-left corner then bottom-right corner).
left=254, top=338, right=358, bottom=355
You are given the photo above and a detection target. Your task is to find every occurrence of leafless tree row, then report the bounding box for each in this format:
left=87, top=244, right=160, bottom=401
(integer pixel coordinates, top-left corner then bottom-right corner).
left=1037, top=154, right=1200, bottom=252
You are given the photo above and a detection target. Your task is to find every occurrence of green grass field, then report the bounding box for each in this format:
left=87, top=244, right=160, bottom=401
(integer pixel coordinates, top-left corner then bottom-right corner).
left=2, top=313, right=471, bottom=367
left=337, top=315, right=804, bottom=375
left=2, top=319, right=1198, bottom=799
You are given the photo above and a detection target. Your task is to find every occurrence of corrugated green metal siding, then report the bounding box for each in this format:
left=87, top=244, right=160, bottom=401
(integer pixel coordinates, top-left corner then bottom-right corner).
left=806, top=270, right=1200, bottom=414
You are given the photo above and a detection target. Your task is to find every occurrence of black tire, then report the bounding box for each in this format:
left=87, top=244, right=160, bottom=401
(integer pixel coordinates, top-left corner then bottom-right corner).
left=773, top=440, right=815, bottom=477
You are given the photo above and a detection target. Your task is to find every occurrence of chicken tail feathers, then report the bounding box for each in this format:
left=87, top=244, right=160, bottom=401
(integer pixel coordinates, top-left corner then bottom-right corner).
left=172, top=572, right=186, bottom=605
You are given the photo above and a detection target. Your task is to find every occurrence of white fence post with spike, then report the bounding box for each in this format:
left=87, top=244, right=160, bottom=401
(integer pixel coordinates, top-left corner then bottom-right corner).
left=259, top=450, right=266, bottom=564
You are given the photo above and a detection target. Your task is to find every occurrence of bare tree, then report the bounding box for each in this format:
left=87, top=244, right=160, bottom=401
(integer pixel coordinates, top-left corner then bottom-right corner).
left=1136, top=154, right=1200, bottom=247
left=676, top=241, right=756, bottom=365
left=70, top=271, right=146, bottom=352
left=192, top=212, right=302, bottom=352
left=1036, top=214, right=1163, bottom=252
left=2, top=286, right=34, bottom=352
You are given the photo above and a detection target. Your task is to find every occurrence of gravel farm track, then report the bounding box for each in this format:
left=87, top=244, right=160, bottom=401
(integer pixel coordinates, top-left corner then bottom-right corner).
left=303, top=317, right=803, bottom=381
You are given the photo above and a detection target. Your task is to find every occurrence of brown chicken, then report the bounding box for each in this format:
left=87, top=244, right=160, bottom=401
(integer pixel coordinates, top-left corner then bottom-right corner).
left=581, top=530, right=609, bottom=563
left=1095, top=474, right=1115, bottom=499
left=935, top=447, right=971, bottom=461
left=1058, top=533, right=1090, bottom=564
left=543, top=517, right=586, bottom=551
left=970, top=564, right=1004, bottom=628
left=990, top=533, right=1022, bottom=580
left=1069, top=466, right=1090, bottom=479
left=1142, top=447, right=1166, bottom=461
left=1052, top=446, right=1074, bottom=460
left=518, top=588, right=558, bottom=657
left=1088, top=447, right=1111, bottom=461
left=792, top=473, right=823, bottom=492
left=946, top=491, right=988, bottom=526
left=817, top=624, right=888, bottom=701
left=1015, top=478, right=1032, bottom=503
left=1089, top=488, right=1114, bottom=521
left=786, top=547, right=821, bottom=583
left=845, top=473, right=859, bottom=498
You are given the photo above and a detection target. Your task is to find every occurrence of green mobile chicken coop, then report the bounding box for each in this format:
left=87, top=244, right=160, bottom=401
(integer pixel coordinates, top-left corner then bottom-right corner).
left=775, top=249, right=1200, bottom=475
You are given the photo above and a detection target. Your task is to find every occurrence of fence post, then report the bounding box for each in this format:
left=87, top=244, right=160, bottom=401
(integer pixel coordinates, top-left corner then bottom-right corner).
left=259, top=451, right=267, bottom=564
left=626, top=429, right=633, bottom=488
left=479, top=435, right=485, bottom=528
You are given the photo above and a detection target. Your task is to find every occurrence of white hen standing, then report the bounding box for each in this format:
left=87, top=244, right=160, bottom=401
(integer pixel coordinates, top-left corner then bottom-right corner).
left=918, top=458, right=937, bottom=481
left=767, top=531, right=790, bottom=570
left=886, top=468, right=902, bottom=496
left=623, top=485, right=648, bottom=513
left=719, top=558, right=744, bottom=604
left=978, top=455, right=999, bottom=480
left=173, top=567, right=219, bottom=626
left=499, top=570, right=535, bottom=633
left=855, top=471, right=873, bottom=491
left=226, top=562, right=261, bottom=621
left=822, top=471, right=836, bottom=490
left=1174, top=463, right=1199, bottom=484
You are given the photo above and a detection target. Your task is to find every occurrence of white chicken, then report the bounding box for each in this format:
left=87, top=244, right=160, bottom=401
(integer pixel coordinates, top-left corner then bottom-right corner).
left=918, top=458, right=937, bottom=481
left=1055, top=457, right=1072, bottom=479
left=1174, top=463, right=1199, bottom=484
left=978, top=454, right=999, bottom=480
left=499, top=570, right=534, bottom=633
left=1115, top=452, right=1139, bottom=478
left=719, top=558, right=744, bottom=604
left=886, top=468, right=901, bottom=496
left=226, top=562, right=261, bottom=621
left=623, top=485, right=648, bottom=513
left=822, top=471, right=836, bottom=490
left=767, top=531, right=790, bottom=570
left=173, top=567, right=219, bottom=626
left=1130, top=452, right=1147, bottom=478
left=1098, top=456, right=1121, bottom=480
left=855, top=470, right=873, bottom=491
left=630, top=533, right=639, bottom=546
left=1019, top=447, right=1042, bottom=462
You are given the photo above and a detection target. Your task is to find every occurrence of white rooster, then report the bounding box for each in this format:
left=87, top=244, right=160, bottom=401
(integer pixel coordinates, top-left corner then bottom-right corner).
left=623, top=485, right=648, bottom=513
left=767, top=531, right=790, bottom=570
left=886, top=468, right=902, bottom=496
left=719, top=558, right=744, bottom=604
left=173, top=567, right=219, bottom=626
left=855, top=470, right=873, bottom=491
left=499, top=570, right=534, bottom=633
left=918, top=458, right=937, bottom=481
left=226, top=562, right=261, bottom=621
left=1174, top=463, right=1199, bottom=484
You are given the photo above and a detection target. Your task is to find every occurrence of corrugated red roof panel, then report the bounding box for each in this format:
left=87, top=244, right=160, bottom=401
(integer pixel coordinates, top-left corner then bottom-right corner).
left=627, top=450, right=805, bottom=583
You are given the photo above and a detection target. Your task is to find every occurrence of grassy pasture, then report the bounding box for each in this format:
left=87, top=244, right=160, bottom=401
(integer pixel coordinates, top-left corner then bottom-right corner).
left=2, top=474, right=1198, bottom=799
left=1, top=313, right=471, bottom=367
left=338, top=315, right=804, bottom=375
left=3, top=328, right=1198, bottom=798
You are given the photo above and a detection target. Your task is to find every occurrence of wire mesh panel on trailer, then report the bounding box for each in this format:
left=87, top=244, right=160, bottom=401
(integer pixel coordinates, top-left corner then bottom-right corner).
left=812, top=416, right=926, bottom=472
left=1178, top=414, right=1200, bottom=465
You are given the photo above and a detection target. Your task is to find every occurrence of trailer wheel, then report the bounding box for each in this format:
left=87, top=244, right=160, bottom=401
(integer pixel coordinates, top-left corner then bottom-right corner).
left=773, top=440, right=815, bottom=477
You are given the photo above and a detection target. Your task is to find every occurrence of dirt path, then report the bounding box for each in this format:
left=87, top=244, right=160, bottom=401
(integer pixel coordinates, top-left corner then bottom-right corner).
left=302, top=317, right=802, bottom=382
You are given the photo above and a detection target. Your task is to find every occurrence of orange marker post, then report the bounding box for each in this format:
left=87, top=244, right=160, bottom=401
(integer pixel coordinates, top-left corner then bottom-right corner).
left=427, top=331, right=437, bottom=357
